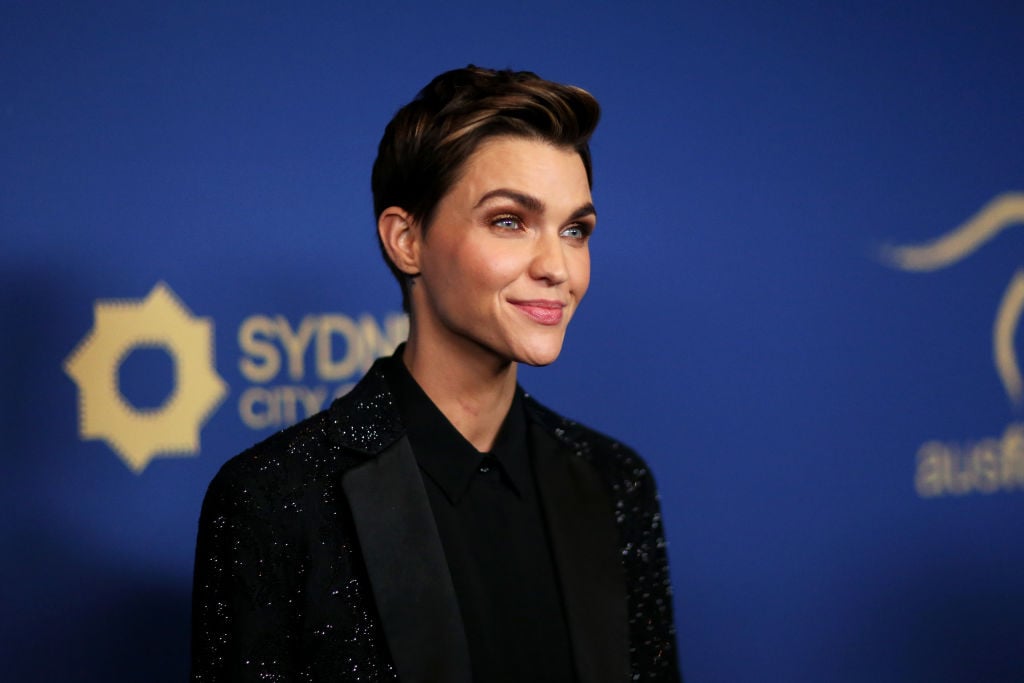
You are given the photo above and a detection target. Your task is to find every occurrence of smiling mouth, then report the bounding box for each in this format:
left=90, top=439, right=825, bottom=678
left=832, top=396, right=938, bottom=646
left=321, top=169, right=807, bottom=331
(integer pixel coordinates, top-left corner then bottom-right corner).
left=510, top=300, right=565, bottom=326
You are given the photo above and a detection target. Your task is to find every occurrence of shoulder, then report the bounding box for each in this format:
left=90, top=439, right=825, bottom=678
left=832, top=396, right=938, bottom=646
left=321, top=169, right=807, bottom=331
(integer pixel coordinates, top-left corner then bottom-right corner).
left=203, top=409, right=345, bottom=516
left=523, top=393, right=660, bottom=496
left=204, top=364, right=402, bottom=514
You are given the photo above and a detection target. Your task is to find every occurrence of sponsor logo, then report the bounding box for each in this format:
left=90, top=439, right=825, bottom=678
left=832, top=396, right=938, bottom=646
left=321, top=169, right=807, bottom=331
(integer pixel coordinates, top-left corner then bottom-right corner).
left=66, top=283, right=407, bottom=473
left=882, top=192, right=1024, bottom=496
left=235, top=312, right=407, bottom=430
left=64, top=283, right=227, bottom=473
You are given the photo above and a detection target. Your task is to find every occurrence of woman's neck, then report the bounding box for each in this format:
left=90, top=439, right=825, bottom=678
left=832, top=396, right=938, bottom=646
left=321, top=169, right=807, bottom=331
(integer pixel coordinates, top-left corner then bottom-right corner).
left=401, top=334, right=517, bottom=453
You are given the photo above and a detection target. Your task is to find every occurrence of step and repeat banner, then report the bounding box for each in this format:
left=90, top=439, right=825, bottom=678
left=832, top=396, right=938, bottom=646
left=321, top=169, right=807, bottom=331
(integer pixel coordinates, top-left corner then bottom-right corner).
left=2, top=2, right=1022, bottom=681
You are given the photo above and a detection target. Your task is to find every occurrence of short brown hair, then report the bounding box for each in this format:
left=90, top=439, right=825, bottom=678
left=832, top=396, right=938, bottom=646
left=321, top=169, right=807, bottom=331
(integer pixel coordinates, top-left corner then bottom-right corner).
left=371, top=65, right=600, bottom=311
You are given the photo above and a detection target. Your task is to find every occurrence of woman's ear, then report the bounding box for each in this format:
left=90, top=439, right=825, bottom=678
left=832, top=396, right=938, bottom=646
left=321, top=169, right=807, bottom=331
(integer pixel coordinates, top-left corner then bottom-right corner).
left=377, top=207, right=421, bottom=276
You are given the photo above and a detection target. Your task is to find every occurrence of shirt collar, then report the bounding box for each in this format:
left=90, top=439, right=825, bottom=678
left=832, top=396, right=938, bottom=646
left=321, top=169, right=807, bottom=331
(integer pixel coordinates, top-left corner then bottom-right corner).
left=380, top=350, right=530, bottom=504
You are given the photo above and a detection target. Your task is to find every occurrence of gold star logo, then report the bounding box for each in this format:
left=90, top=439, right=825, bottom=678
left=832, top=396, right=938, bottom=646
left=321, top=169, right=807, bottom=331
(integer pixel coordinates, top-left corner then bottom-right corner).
left=64, top=283, right=228, bottom=472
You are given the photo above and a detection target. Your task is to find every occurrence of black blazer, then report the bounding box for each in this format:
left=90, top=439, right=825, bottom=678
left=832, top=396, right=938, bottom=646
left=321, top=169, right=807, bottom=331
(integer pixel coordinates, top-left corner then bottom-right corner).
left=191, top=357, right=681, bottom=682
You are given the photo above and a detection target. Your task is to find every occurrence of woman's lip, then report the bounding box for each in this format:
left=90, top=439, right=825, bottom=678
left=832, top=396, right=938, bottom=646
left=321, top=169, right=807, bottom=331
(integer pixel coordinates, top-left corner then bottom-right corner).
left=510, top=300, right=565, bottom=325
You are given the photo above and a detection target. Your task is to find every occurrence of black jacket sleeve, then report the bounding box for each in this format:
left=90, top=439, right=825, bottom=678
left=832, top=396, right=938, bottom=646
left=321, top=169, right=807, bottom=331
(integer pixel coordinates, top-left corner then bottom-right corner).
left=619, top=459, right=682, bottom=681
left=190, top=460, right=303, bottom=682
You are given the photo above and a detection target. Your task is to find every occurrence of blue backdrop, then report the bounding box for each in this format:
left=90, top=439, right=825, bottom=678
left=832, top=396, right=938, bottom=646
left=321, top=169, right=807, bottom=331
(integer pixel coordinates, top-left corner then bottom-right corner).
left=3, top=2, right=1022, bottom=681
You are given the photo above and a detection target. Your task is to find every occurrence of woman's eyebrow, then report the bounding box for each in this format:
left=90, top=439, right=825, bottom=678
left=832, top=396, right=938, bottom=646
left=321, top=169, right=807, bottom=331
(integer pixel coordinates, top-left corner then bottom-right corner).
left=474, top=188, right=544, bottom=212
left=474, top=189, right=596, bottom=220
left=569, top=202, right=597, bottom=221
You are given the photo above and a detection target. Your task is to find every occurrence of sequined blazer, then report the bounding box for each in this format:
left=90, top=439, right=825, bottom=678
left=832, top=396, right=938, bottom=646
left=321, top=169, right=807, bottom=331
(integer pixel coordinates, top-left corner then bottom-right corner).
left=190, top=357, right=681, bottom=682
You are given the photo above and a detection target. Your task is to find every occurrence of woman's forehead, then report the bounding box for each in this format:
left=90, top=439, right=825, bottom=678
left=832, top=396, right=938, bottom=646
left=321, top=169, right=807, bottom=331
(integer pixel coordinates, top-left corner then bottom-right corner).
left=452, top=137, right=592, bottom=209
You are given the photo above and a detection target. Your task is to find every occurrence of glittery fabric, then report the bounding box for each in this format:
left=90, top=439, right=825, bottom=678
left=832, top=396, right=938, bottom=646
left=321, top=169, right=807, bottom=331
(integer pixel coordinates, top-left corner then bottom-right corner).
left=528, top=397, right=681, bottom=681
left=191, top=360, right=681, bottom=681
left=191, top=371, right=400, bottom=682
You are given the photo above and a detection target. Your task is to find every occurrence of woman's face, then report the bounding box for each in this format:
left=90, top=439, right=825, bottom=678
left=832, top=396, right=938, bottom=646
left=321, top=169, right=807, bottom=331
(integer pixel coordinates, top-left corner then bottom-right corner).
left=411, top=135, right=595, bottom=367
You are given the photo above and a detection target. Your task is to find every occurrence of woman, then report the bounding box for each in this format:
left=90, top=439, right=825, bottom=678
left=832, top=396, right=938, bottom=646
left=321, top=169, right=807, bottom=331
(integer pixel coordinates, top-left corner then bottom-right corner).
left=191, top=65, right=681, bottom=682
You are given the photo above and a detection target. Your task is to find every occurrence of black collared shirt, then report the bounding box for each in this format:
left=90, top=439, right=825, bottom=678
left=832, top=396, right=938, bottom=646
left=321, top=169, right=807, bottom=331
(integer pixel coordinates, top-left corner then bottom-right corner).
left=382, top=355, right=576, bottom=683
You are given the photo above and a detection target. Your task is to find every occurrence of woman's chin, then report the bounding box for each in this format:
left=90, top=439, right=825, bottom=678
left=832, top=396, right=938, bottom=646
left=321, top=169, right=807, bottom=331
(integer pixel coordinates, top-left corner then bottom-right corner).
left=513, top=341, right=565, bottom=368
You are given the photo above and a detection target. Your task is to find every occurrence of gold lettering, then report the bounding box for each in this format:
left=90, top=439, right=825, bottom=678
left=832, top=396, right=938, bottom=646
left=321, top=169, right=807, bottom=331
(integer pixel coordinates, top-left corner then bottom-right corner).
left=915, top=441, right=948, bottom=497
left=971, top=439, right=1001, bottom=493
left=359, top=313, right=409, bottom=371
left=1001, top=422, right=1024, bottom=490
left=238, top=315, right=280, bottom=383
left=239, top=386, right=277, bottom=429
left=239, top=385, right=330, bottom=430
left=299, top=385, right=328, bottom=417
left=316, top=314, right=362, bottom=381
left=278, top=385, right=300, bottom=425
left=948, top=444, right=973, bottom=496
left=276, top=315, right=317, bottom=381
left=915, top=424, right=1024, bottom=497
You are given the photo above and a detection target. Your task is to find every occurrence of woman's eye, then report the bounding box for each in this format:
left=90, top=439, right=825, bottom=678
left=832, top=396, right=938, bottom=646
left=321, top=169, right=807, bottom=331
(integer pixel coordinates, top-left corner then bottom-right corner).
left=561, top=224, right=590, bottom=240
left=492, top=215, right=523, bottom=230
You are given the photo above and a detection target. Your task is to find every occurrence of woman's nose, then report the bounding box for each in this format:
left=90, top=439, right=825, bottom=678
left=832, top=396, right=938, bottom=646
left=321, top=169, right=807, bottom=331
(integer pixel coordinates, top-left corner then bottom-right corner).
left=529, top=231, right=569, bottom=284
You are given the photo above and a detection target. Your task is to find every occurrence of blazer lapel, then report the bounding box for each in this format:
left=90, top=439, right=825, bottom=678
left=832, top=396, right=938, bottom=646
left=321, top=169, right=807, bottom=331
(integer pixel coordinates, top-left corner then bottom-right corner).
left=531, top=423, right=631, bottom=683
left=342, top=437, right=471, bottom=683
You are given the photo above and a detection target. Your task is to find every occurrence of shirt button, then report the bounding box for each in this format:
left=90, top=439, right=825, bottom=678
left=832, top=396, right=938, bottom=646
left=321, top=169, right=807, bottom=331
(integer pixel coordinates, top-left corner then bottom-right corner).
left=478, top=463, right=491, bottom=474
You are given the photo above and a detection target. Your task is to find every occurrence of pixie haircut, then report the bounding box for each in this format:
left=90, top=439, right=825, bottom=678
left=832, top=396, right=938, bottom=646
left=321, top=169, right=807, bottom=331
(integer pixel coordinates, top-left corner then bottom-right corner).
left=371, top=65, right=601, bottom=312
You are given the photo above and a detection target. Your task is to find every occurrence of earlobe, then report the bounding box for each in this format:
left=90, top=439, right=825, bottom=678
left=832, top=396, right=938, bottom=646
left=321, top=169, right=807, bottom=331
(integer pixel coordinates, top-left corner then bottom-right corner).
left=377, top=207, right=421, bottom=276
